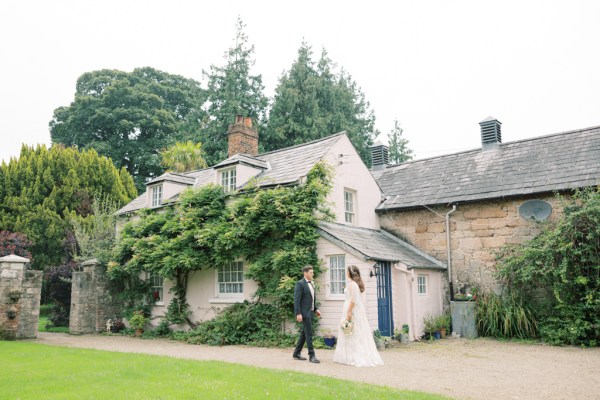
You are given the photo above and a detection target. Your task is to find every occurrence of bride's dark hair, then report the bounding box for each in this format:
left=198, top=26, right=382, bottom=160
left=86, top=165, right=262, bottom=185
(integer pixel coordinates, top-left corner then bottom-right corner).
left=347, top=265, right=365, bottom=293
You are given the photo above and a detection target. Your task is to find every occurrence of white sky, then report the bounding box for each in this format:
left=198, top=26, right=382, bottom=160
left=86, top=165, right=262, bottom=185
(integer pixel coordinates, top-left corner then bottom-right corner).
left=1, top=0, right=599, bottom=164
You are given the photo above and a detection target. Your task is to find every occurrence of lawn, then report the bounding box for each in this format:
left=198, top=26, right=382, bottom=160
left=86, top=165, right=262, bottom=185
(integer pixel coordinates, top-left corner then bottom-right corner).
left=0, top=342, right=451, bottom=400
left=37, top=304, right=69, bottom=333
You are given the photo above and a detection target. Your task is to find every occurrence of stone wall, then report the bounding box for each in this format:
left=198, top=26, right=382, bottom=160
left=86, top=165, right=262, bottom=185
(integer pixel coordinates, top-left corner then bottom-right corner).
left=70, top=259, right=120, bottom=334
left=0, top=254, right=42, bottom=340
left=379, top=194, right=563, bottom=292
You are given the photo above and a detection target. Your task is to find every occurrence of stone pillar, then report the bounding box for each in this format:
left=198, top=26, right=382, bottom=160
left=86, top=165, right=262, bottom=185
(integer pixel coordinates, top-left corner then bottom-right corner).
left=0, top=254, right=42, bottom=340
left=70, top=259, right=120, bottom=334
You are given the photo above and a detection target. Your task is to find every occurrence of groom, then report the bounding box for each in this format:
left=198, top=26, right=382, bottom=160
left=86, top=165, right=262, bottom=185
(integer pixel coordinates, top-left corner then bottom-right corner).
left=293, top=265, right=321, bottom=363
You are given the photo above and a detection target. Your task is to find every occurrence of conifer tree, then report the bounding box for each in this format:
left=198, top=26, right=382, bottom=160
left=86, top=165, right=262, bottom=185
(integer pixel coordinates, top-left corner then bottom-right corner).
left=387, top=120, right=414, bottom=164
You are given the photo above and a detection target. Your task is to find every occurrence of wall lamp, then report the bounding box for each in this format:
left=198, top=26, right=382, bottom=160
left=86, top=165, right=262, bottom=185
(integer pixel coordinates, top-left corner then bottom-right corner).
left=369, top=263, right=380, bottom=278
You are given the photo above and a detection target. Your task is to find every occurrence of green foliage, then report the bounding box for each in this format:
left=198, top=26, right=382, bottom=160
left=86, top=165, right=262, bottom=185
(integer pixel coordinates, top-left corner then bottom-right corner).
left=387, top=120, right=414, bottom=164
left=496, top=188, right=600, bottom=346
left=265, top=42, right=378, bottom=165
left=0, top=144, right=136, bottom=269
left=476, top=292, right=538, bottom=339
left=160, top=140, right=207, bottom=172
left=128, top=310, right=149, bottom=330
left=50, top=67, right=206, bottom=191
left=200, top=17, right=269, bottom=165
left=179, top=301, right=294, bottom=347
left=110, top=162, right=333, bottom=329
left=70, top=195, right=119, bottom=265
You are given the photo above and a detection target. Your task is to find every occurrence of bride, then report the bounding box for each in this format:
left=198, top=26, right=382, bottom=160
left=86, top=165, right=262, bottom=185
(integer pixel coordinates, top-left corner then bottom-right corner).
left=333, top=265, right=384, bottom=367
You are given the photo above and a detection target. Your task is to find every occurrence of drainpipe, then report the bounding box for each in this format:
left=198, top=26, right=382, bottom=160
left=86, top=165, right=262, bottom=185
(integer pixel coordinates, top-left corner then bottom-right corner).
left=446, top=204, right=457, bottom=300
left=393, top=263, right=418, bottom=341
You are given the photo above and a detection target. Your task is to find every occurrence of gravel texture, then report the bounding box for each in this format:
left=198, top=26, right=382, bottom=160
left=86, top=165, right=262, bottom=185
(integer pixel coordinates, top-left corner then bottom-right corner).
left=33, top=332, right=599, bottom=400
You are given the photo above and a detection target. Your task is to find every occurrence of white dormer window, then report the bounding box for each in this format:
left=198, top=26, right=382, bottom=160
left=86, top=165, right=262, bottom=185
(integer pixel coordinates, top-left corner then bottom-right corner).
left=221, top=168, right=237, bottom=193
left=151, top=185, right=163, bottom=207
left=344, top=189, right=356, bottom=224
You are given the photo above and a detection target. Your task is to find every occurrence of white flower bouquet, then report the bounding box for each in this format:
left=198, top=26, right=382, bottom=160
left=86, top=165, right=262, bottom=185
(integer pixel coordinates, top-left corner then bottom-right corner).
left=340, top=318, right=354, bottom=335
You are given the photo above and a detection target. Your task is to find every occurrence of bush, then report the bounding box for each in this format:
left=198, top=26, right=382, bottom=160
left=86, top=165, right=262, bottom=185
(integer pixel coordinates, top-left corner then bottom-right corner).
left=179, top=301, right=292, bottom=347
left=476, top=292, right=538, bottom=339
left=496, top=188, right=600, bottom=346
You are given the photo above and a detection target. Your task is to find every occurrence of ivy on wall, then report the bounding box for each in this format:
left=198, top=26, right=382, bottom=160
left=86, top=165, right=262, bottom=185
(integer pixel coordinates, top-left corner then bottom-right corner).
left=108, top=162, right=333, bottom=327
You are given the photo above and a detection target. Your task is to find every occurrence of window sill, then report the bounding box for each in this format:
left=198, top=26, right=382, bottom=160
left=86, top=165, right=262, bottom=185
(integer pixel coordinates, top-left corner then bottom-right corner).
left=153, top=302, right=165, bottom=307
left=209, top=297, right=244, bottom=304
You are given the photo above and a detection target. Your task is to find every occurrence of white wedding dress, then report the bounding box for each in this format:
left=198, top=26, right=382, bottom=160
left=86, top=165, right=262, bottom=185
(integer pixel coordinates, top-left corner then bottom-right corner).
left=333, top=281, right=384, bottom=367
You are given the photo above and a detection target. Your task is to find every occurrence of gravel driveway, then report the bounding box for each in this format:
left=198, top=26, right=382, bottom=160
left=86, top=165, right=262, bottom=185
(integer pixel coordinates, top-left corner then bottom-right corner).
left=33, top=332, right=599, bottom=400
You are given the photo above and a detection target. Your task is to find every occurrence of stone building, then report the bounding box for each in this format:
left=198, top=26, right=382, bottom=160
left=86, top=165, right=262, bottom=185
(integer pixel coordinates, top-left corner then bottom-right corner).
left=371, top=118, right=600, bottom=296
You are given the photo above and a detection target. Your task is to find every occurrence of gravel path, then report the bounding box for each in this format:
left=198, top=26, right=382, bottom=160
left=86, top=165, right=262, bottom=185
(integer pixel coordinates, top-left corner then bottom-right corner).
left=33, top=332, right=599, bottom=400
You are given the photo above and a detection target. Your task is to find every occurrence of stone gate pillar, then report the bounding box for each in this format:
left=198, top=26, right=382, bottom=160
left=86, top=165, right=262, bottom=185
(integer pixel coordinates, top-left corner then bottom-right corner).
left=70, top=259, right=120, bottom=334
left=0, top=254, right=42, bottom=340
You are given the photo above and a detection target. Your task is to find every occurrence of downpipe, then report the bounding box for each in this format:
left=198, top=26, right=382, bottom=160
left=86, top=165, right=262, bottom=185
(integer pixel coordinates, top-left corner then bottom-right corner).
left=446, top=204, right=457, bottom=300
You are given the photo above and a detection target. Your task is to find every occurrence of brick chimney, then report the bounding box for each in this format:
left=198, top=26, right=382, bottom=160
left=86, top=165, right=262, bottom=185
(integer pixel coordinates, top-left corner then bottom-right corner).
left=228, top=115, right=258, bottom=157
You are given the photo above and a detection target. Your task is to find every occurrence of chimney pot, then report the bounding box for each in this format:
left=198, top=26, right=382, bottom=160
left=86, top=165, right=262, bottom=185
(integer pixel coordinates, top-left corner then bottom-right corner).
left=235, top=114, right=244, bottom=124
left=244, top=117, right=252, bottom=127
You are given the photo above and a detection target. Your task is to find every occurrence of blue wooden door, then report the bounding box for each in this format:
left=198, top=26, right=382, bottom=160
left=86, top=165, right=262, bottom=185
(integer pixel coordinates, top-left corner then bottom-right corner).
left=376, top=261, right=394, bottom=336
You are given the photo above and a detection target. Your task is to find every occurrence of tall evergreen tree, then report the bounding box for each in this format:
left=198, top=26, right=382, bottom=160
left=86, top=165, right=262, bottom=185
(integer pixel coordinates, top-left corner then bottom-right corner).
left=265, top=43, right=378, bottom=164
left=201, top=17, right=269, bottom=165
left=387, top=120, right=414, bottom=164
left=0, top=144, right=136, bottom=269
left=49, top=67, right=206, bottom=191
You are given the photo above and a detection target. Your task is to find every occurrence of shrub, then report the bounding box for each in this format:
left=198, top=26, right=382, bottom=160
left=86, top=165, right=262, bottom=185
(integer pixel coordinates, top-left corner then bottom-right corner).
left=476, top=292, right=538, bottom=339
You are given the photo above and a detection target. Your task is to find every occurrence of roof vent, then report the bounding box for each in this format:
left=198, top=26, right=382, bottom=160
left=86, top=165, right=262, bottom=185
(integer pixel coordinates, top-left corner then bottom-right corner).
left=370, top=140, right=389, bottom=170
left=479, top=117, right=502, bottom=150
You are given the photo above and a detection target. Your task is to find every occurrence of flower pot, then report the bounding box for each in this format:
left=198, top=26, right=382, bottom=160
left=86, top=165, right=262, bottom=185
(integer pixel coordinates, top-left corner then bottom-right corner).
left=323, top=336, right=336, bottom=348
left=440, top=328, right=446, bottom=339
left=400, top=333, right=409, bottom=344
left=375, top=338, right=385, bottom=350
left=135, top=329, right=143, bottom=337
left=434, top=331, right=441, bottom=340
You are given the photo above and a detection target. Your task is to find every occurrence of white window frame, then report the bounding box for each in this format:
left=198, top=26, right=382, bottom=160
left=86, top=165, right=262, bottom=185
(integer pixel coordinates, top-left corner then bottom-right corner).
left=344, top=189, right=356, bottom=225
left=328, top=255, right=346, bottom=299
left=150, top=273, right=164, bottom=305
left=417, top=274, right=427, bottom=295
left=215, top=260, right=244, bottom=298
left=151, top=185, right=163, bottom=207
left=220, top=168, right=237, bottom=193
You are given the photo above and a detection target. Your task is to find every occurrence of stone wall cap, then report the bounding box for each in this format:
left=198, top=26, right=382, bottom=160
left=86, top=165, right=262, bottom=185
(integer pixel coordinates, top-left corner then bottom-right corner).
left=81, top=258, right=99, bottom=266
left=0, top=254, right=30, bottom=263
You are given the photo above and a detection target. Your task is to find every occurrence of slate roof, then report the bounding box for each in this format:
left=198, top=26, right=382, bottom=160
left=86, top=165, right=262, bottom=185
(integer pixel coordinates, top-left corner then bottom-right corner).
left=373, top=125, right=600, bottom=211
left=146, top=172, right=196, bottom=186
left=317, top=222, right=445, bottom=269
left=116, top=133, right=345, bottom=215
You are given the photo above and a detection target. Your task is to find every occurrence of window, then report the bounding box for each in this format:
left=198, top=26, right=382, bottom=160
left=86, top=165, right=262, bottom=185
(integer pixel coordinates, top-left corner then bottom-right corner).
left=221, top=168, right=237, bottom=193
left=417, top=274, right=427, bottom=295
left=217, top=261, right=244, bottom=295
left=150, top=273, right=164, bottom=304
left=329, top=255, right=346, bottom=295
left=344, top=189, right=355, bottom=224
left=151, top=185, right=163, bottom=207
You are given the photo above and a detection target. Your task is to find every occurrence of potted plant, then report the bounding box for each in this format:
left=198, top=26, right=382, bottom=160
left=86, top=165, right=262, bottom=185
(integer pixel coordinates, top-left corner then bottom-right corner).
left=373, top=329, right=385, bottom=350
left=437, top=313, right=451, bottom=338
left=400, top=324, right=410, bottom=343
left=322, top=328, right=336, bottom=348
left=423, top=314, right=438, bottom=340
left=129, top=311, right=149, bottom=336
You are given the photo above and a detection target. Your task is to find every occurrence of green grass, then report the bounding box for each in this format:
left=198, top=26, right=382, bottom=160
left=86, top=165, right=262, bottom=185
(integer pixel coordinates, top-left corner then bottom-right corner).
left=0, top=342, right=452, bottom=400
left=38, top=304, right=69, bottom=333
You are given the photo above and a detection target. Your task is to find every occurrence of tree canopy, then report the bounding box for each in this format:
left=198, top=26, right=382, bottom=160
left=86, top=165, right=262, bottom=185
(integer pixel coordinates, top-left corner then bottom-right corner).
left=265, top=43, right=378, bottom=164
left=49, top=67, right=206, bottom=191
left=200, top=17, right=269, bottom=165
left=160, top=141, right=208, bottom=173
left=0, top=144, right=136, bottom=269
left=387, top=120, right=414, bottom=164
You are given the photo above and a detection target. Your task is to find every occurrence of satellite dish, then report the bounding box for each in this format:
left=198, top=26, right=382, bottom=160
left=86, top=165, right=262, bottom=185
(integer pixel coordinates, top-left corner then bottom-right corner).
left=519, top=200, right=552, bottom=221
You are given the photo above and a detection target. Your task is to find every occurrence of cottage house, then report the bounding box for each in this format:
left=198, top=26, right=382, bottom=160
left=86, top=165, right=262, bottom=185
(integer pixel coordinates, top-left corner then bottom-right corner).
left=116, top=115, right=446, bottom=339
left=372, top=118, right=600, bottom=299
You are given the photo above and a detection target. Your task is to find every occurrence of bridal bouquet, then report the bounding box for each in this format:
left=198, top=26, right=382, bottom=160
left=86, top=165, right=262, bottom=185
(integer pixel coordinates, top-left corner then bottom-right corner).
left=340, top=319, right=354, bottom=335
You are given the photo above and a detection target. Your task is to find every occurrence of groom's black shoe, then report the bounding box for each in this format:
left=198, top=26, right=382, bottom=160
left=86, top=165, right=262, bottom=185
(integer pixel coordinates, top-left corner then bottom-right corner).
left=309, top=356, right=320, bottom=364
left=293, top=353, right=307, bottom=360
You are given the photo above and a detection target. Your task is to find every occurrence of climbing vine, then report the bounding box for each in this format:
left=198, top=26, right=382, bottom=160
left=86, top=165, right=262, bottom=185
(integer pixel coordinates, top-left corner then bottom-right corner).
left=108, top=162, right=333, bottom=329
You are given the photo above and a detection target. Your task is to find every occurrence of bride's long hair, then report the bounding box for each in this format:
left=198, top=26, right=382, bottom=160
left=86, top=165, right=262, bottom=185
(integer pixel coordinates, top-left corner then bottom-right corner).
left=347, top=265, right=365, bottom=293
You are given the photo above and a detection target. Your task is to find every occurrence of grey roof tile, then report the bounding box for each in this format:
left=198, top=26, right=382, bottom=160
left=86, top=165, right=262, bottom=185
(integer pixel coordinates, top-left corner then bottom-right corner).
left=317, top=222, right=445, bottom=269
left=376, top=125, right=600, bottom=210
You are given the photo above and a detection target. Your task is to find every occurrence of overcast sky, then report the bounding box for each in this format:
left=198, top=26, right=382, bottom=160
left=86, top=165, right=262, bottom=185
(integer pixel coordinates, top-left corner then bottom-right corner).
left=1, top=0, right=599, bottom=165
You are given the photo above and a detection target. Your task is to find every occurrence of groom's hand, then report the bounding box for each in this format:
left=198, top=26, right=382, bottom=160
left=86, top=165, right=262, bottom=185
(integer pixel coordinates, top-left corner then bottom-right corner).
left=296, top=314, right=302, bottom=322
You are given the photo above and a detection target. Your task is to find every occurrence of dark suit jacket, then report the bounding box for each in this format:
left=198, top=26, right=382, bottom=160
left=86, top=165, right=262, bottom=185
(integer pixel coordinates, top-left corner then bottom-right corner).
left=294, top=279, right=316, bottom=318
